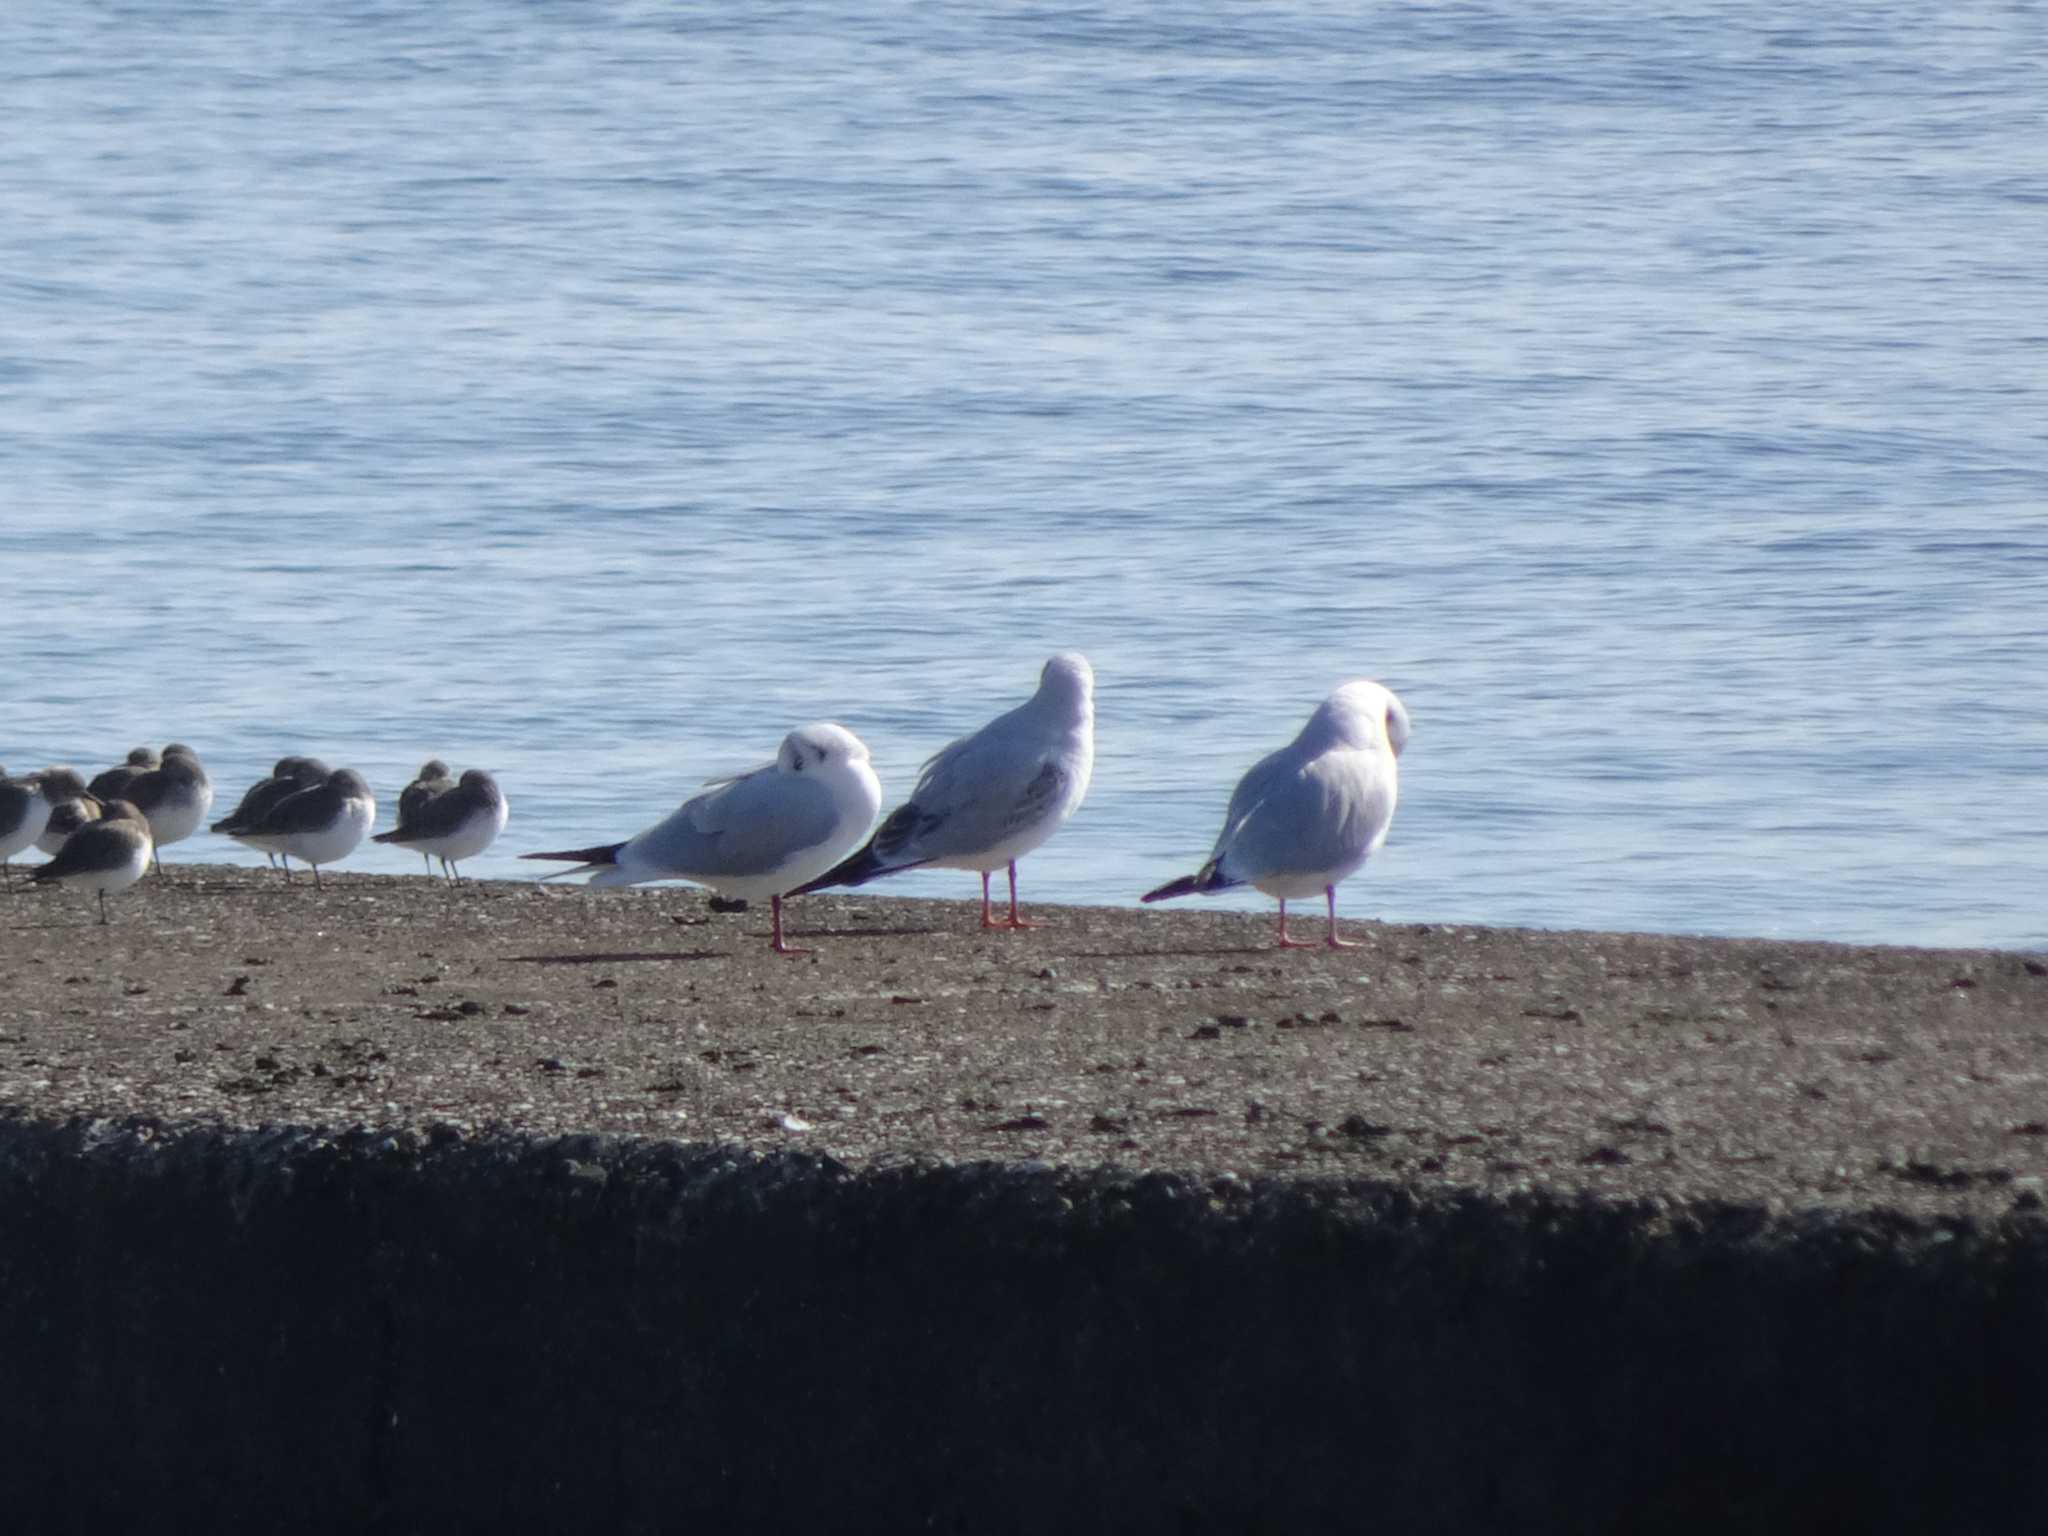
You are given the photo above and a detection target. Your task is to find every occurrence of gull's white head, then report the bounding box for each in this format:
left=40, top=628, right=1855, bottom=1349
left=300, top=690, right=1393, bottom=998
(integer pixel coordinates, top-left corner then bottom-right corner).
left=779, top=722, right=873, bottom=774
left=779, top=722, right=884, bottom=831
left=1036, top=651, right=1095, bottom=711
left=1304, top=679, right=1410, bottom=757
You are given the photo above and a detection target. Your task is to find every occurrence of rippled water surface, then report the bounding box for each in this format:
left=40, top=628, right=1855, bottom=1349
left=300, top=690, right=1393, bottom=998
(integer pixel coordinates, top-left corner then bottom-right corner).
left=3, top=2, right=2044, bottom=948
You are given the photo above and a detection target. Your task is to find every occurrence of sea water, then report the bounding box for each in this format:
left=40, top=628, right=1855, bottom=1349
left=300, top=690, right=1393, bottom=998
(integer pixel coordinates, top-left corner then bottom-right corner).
left=3, top=2, right=2043, bottom=948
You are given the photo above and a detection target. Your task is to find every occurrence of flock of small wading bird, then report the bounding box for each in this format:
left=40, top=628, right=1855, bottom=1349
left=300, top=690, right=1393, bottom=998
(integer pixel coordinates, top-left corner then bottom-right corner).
left=1, top=654, right=1410, bottom=955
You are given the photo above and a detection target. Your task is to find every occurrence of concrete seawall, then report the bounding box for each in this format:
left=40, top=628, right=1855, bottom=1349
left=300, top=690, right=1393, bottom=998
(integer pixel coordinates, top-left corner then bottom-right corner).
left=4, top=1115, right=2044, bottom=1533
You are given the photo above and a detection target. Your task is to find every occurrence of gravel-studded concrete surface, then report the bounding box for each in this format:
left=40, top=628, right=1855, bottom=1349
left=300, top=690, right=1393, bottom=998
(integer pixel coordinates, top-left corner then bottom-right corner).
left=4, top=864, right=2044, bottom=1218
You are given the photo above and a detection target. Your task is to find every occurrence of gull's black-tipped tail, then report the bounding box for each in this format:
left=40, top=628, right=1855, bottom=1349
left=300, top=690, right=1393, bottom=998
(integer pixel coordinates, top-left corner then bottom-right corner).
left=787, top=841, right=884, bottom=896
left=789, top=837, right=927, bottom=898
left=1140, top=860, right=1234, bottom=903
left=519, top=841, right=627, bottom=881
left=520, top=841, right=623, bottom=865
left=792, top=802, right=938, bottom=897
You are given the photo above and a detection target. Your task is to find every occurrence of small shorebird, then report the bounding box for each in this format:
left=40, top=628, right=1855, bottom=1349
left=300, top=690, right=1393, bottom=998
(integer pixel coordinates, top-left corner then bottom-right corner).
left=32, top=769, right=103, bottom=855
left=372, top=767, right=508, bottom=883
left=87, top=747, right=159, bottom=804
left=791, top=652, right=1095, bottom=930
left=1, top=770, right=56, bottom=885
left=382, top=759, right=456, bottom=874
left=1141, top=679, right=1409, bottom=950
left=28, top=799, right=154, bottom=923
left=120, top=744, right=214, bottom=872
left=237, top=768, right=377, bottom=888
left=212, top=757, right=331, bottom=869
left=522, top=723, right=881, bottom=955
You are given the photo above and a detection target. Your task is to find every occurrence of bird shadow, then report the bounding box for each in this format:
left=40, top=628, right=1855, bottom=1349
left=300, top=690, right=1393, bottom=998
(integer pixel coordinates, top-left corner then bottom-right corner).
left=790, top=925, right=941, bottom=940
left=166, top=874, right=375, bottom=894
left=506, top=950, right=729, bottom=966
left=1064, top=945, right=1278, bottom=959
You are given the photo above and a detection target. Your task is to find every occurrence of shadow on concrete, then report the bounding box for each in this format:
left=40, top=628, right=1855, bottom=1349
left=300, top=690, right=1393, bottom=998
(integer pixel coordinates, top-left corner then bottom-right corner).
left=789, top=926, right=942, bottom=941
left=1065, top=945, right=1274, bottom=959
left=505, top=950, right=728, bottom=966
left=2, top=1117, right=2043, bottom=1534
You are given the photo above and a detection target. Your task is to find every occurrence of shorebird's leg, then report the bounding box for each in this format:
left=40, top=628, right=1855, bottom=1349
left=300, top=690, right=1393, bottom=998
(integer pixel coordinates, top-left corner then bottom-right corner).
left=98, top=889, right=111, bottom=925
left=770, top=894, right=811, bottom=956
left=280, top=855, right=293, bottom=883
left=1275, top=898, right=1314, bottom=949
left=311, top=863, right=324, bottom=891
left=977, top=870, right=997, bottom=928
left=1323, top=884, right=1358, bottom=949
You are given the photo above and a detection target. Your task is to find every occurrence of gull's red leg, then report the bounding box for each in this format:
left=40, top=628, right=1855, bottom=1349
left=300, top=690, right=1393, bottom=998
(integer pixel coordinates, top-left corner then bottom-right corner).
left=1275, top=898, right=1314, bottom=949
left=1324, top=884, right=1359, bottom=948
left=978, top=869, right=997, bottom=928
left=994, top=861, right=1041, bottom=929
left=770, top=894, right=812, bottom=956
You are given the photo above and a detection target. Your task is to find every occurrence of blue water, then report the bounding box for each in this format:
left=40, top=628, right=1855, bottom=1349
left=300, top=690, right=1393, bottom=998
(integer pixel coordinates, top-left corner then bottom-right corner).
left=3, top=3, right=2044, bottom=950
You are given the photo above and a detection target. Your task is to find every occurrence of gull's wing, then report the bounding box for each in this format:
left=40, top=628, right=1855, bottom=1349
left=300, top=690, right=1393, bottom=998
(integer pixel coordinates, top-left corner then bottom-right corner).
left=1218, top=746, right=1397, bottom=884
left=1208, top=743, right=1302, bottom=862
left=629, top=766, right=842, bottom=882
left=880, top=715, right=1068, bottom=865
left=699, top=759, right=778, bottom=790
left=1001, top=760, right=1071, bottom=835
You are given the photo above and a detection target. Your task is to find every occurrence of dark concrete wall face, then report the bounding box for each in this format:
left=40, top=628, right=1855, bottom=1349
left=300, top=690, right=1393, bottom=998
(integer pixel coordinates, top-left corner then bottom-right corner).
left=1, top=1118, right=2044, bottom=1534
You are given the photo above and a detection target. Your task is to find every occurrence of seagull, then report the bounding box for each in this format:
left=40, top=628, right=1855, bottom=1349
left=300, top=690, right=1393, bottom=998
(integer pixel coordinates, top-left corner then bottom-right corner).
left=236, top=768, right=377, bottom=888
left=1141, top=679, right=1409, bottom=949
left=380, top=759, right=456, bottom=874
left=87, top=747, right=160, bottom=804
left=521, top=723, right=882, bottom=955
left=1, top=769, right=56, bottom=885
left=371, top=768, right=508, bottom=883
left=27, top=799, right=154, bottom=923
left=32, top=769, right=102, bottom=855
left=120, top=743, right=214, bottom=872
left=212, top=756, right=331, bottom=869
left=790, top=652, right=1095, bottom=929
